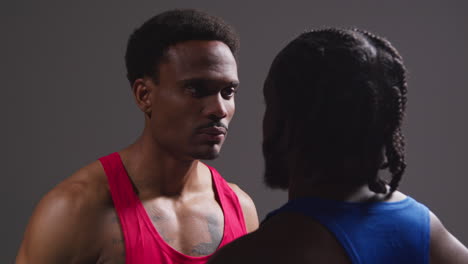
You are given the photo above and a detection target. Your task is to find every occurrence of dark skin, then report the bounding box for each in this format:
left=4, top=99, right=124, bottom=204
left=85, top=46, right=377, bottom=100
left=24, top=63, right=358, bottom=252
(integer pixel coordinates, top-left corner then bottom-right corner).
left=16, top=40, right=259, bottom=264
left=208, top=90, right=468, bottom=264
left=209, top=183, right=468, bottom=264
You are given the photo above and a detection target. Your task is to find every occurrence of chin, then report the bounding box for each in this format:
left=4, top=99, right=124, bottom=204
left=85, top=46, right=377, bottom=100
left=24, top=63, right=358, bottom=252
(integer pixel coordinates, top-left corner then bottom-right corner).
left=199, top=152, right=220, bottom=160
left=191, top=144, right=222, bottom=160
left=192, top=150, right=220, bottom=160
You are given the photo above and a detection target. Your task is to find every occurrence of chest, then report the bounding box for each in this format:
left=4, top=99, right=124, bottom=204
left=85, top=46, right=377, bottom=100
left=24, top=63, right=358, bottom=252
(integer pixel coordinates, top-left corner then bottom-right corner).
left=97, top=196, right=225, bottom=263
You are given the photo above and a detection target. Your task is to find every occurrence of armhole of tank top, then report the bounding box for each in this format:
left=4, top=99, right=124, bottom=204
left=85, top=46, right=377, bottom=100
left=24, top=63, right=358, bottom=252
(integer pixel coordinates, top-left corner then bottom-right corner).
left=422, top=203, right=431, bottom=264
left=314, top=215, right=361, bottom=264
left=208, top=165, right=247, bottom=239
left=276, top=203, right=362, bottom=264
left=99, top=153, right=120, bottom=204
left=99, top=152, right=138, bottom=264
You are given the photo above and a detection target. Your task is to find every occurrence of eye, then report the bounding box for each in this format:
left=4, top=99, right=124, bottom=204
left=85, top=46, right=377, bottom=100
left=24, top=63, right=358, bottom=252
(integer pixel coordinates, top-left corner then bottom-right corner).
left=221, top=86, right=237, bottom=99
left=186, top=85, right=204, bottom=98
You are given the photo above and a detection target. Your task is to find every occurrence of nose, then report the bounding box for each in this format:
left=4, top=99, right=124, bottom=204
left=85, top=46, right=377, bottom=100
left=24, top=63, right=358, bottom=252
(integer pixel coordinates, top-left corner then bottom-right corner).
left=203, top=94, right=229, bottom=121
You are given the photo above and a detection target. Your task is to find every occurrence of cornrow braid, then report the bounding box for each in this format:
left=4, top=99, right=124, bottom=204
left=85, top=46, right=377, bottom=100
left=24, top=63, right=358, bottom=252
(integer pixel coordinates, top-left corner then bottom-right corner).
left=263, top=27, right=409, bottom=194
left=354, top=29, right=408, bottom=193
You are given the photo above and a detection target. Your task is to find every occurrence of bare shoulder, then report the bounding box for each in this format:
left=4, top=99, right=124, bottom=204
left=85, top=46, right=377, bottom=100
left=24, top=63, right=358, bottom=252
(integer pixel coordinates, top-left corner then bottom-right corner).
left=16, top=160, right=111, bottom=264
left=429, top=211, right=468, bottom=264
left=227, top=182, right=255, bottom=209
left=45, top=160, right=110, bottom=212
left=227, top=182, right=259, bottom=232
left=209, top=212, right=352, bottom=264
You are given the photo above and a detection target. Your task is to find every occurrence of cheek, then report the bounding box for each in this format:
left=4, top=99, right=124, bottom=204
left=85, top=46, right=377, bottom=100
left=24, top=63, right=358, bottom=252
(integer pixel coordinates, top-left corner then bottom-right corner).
left=152, top=91, right=190, bottom=120
left=226, top=100, right=235, bottom=119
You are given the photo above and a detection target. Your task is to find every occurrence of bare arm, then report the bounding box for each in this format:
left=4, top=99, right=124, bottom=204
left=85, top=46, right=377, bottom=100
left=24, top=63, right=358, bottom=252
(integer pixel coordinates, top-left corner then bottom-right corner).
left=430, top=211, right=468, bottom=264
left=228, top=183, right=259, bottom=232
left=16, top=181, right=102, bottom=264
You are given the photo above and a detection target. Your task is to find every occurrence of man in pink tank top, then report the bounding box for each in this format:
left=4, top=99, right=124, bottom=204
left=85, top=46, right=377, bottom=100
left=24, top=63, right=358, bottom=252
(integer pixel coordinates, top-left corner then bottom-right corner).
left=16, top=9, right=258, bottom=264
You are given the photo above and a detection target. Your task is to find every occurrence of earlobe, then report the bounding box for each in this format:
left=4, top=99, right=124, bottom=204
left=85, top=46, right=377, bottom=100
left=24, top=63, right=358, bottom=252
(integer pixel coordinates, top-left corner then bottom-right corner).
left=132, top=78, right=152, bottom=114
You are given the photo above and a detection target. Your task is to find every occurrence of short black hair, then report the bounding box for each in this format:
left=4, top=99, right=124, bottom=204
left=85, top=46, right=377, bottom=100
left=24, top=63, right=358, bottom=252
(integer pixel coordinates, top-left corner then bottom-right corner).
left=125, top=9, right=239, bottom=85
left=263, top=28, right=407, bottom=194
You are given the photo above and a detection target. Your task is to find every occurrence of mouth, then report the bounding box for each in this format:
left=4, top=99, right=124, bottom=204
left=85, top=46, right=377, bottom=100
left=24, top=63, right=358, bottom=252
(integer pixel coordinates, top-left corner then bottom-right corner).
left=197, top=126, right=227, bottom=136
left=196, top=125, right=228, bottom=143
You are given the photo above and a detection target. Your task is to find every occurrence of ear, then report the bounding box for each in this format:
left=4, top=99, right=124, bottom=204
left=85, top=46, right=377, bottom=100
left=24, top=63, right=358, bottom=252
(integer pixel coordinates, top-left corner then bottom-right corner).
left=132, top=78, right=153, bottom=114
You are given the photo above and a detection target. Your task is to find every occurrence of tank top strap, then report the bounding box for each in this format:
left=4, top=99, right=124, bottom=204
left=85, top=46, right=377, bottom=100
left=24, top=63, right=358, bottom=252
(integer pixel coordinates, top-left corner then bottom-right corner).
left=98, top=152, right=144, bottom=263
left=99, top=152, right=139, bottom=207
left=207, top=164, right=247, bottom=242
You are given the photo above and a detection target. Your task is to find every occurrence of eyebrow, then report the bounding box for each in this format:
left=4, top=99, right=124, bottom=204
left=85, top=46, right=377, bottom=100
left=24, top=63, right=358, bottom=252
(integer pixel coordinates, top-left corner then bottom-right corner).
left=178, top=78, right=240, bottom=88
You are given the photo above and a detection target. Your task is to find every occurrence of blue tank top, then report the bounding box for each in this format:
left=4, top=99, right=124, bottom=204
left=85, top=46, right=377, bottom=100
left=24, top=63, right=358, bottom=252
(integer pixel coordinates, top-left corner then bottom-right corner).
left=264, top=196, right=430, bottom=264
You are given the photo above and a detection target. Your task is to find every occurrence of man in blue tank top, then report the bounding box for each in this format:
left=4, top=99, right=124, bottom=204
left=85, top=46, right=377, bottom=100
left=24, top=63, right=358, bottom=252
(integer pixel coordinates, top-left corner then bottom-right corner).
left=208, top=28, right=468, bottom=263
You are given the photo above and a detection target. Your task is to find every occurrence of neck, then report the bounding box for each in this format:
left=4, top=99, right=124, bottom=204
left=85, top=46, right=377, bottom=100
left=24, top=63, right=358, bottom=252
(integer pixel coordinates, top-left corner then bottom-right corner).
left=288, top=173, right=379, bottom=203
left=119, top=128, right=210, bottom=199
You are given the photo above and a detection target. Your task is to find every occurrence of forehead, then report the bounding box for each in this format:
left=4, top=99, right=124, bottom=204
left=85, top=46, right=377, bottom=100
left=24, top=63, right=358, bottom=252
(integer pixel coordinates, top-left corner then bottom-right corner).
left=160, top=40, right=238, bottom=82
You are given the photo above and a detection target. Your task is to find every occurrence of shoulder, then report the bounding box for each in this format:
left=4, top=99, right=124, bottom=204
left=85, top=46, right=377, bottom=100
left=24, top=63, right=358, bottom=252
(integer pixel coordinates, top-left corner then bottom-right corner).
left=227, top=182, right=259, bottom=232
left=48, top=160, right=110, bottom=211
left=429, top=211, right=468, bottom=263
left=209, top=211, right=352, bottom=264
left=227, top=183, right=255, bottom=210
left=16, top=160, right=110, bottom=263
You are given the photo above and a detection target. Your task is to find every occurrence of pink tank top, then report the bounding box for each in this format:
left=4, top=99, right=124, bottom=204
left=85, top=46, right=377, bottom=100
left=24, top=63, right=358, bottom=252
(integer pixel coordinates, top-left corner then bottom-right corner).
left=99, top=152, right=247, bottom=264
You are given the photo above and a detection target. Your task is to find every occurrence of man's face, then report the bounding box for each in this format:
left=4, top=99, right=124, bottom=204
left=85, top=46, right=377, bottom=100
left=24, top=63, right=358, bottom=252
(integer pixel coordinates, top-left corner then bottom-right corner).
left=146, top=40, right=238, bottom=160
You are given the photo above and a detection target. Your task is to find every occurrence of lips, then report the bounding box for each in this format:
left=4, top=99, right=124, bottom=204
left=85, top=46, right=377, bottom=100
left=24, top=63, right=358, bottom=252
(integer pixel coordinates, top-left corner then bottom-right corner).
left=196, top=126, right=227, bottom=143
left=197, top=126, right=227, bottom=136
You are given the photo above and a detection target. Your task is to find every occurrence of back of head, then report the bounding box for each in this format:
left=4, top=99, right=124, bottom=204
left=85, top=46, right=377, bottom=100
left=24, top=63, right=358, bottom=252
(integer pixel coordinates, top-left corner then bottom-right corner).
left=125, top=9, right=239, bottom=86
left=263, top=28, right=408, bottom=194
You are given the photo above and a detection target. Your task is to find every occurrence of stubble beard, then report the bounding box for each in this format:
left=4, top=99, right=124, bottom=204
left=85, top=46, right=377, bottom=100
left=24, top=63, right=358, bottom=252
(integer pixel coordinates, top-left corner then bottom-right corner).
left=191, top=143, right=223, bottom=160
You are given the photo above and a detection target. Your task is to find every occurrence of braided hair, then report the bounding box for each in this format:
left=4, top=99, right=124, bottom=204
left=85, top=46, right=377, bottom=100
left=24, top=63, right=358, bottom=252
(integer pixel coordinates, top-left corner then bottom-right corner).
left=262, top=28, right=408, bottom=194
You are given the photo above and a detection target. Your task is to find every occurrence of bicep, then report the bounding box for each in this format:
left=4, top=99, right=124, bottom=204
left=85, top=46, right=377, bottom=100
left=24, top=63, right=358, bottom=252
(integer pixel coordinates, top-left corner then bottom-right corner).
left=16, top=190, right=98, bottom=264
left=429, top=211, right=468, bottom=264
left=16, top=202, right=74, bottom=263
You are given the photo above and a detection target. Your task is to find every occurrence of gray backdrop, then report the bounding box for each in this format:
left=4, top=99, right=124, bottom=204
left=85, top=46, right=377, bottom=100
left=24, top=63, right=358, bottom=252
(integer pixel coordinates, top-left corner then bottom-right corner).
left=2, top=0, right=467, bottom=262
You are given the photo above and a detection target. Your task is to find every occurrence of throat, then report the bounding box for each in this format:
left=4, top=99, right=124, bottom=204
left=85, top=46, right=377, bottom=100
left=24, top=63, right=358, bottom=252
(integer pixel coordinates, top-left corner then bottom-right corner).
left=121, top=149, right=211, bottom=198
